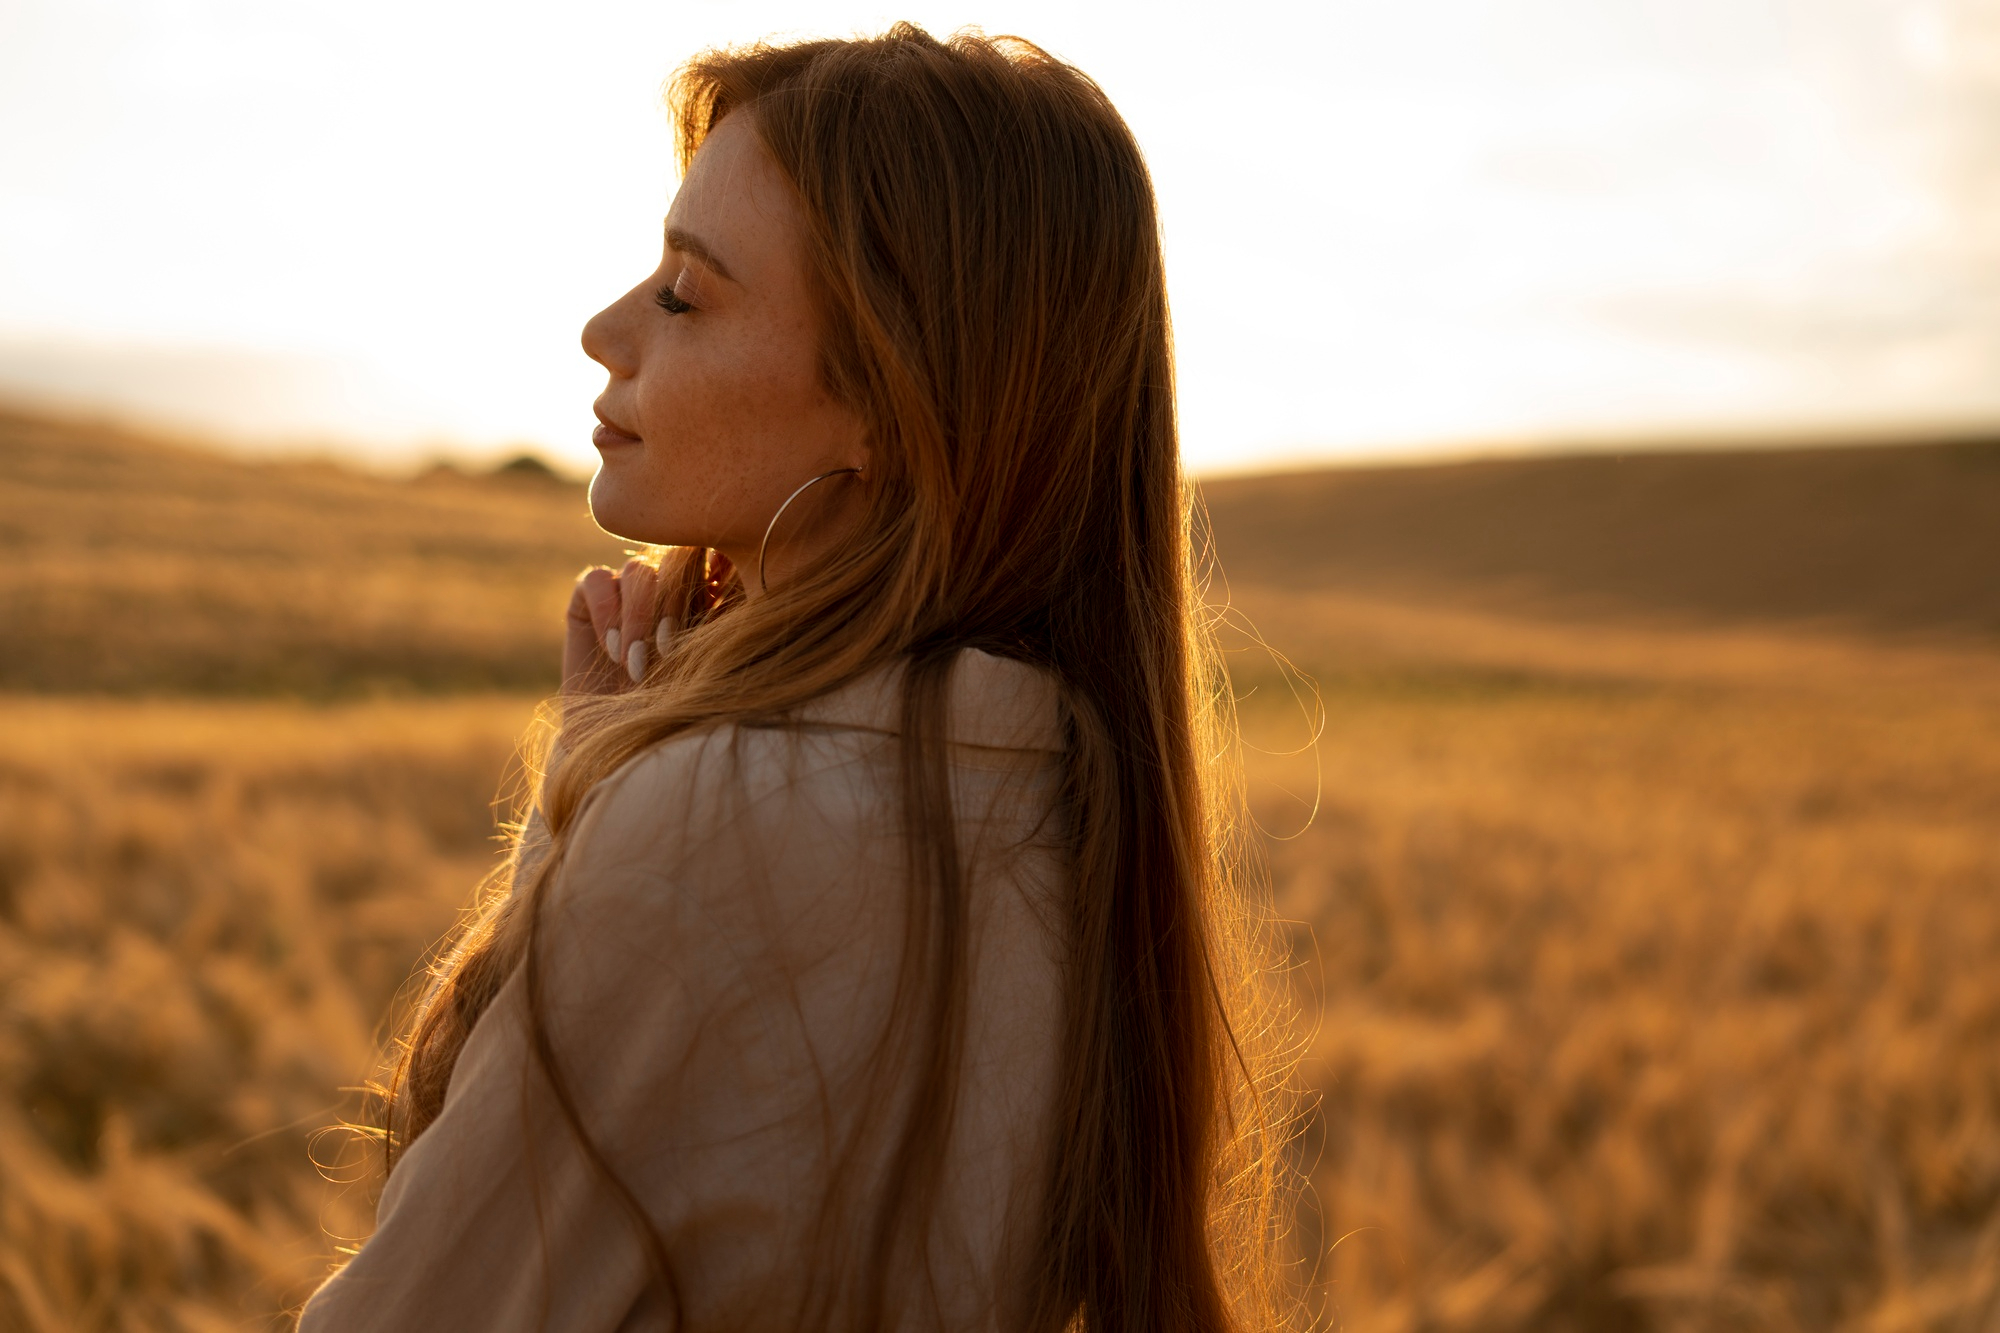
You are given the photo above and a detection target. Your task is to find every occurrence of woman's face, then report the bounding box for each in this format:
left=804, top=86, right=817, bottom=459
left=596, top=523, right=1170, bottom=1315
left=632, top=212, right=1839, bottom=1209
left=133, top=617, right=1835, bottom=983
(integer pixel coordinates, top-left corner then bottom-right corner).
left=581, top=113, right=868, bottom=591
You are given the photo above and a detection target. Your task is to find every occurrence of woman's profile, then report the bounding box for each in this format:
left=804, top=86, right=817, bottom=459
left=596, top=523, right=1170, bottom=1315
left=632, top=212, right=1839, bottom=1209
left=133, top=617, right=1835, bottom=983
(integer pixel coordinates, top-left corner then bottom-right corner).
left=300, top=23, right=1290, bottom=1332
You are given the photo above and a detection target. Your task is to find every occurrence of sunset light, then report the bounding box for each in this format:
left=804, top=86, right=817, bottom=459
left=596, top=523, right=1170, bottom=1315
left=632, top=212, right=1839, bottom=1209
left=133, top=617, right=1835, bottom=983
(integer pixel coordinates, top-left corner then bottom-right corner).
left=2, top=0, right=1995, bottom=471
left=5, top=8, right=1998, bottom=1327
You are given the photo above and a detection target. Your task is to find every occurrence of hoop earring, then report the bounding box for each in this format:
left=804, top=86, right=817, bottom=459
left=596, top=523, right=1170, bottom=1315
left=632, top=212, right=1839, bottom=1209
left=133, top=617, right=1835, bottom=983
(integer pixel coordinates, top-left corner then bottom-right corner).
left=757, top=466, right=863, bottom=594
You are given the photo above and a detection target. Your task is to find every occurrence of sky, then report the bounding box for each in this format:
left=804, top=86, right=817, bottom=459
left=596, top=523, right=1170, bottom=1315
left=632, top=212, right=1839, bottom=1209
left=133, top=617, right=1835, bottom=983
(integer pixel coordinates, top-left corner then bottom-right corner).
left=0, top=0, right=1995, bottom=474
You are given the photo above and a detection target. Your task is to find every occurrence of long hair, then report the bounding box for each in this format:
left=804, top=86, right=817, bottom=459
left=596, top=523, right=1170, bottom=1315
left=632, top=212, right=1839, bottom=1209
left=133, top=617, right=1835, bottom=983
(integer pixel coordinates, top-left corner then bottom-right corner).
left=380, top=24, right=1293, bottom=1331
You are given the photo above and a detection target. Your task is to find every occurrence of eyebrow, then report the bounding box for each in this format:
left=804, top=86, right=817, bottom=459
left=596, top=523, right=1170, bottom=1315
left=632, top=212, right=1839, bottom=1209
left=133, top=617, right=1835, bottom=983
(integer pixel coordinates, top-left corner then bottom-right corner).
left=665, top=225, right=737, bottom=283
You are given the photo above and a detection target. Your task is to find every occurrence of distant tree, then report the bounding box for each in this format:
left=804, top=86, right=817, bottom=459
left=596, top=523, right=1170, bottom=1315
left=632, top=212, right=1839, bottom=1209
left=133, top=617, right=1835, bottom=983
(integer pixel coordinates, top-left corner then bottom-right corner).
left=491, top=452, right=561, bottom=482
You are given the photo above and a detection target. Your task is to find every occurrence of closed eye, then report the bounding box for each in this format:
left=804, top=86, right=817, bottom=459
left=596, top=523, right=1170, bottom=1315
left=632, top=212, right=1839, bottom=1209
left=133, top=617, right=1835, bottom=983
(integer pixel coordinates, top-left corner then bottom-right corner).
left=654, top=283, right=692, bottom=315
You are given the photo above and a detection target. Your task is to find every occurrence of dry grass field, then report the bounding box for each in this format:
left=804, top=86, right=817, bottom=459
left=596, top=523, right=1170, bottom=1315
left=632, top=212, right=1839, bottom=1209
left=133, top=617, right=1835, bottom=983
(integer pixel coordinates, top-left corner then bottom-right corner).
left=1226, top=614, right=2000, bottom=1332
left=2, top=406, right=1997, bottom=1330
left=0, top=407, right=626, bottom=694
left=0, top=695, right=526, bottom=1329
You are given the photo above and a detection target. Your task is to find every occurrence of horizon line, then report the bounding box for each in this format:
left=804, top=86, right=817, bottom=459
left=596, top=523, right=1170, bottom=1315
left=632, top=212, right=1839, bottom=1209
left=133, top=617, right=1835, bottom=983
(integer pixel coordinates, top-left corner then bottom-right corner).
left=3, top=388, right=1996, bottom=486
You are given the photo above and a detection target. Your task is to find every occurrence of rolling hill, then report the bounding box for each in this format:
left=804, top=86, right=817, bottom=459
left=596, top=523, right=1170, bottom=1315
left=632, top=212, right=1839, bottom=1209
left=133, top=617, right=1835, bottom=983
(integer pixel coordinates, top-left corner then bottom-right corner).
left=1200, top=437, right=2000, bottom=643
left=0, top=406, right=627, bottom=693
left=4, top=403, right=1996, bottom=694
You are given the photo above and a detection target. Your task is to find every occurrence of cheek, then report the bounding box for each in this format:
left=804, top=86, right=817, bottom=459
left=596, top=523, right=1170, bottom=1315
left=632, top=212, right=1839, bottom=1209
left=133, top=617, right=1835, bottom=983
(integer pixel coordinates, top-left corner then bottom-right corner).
left=634, top=330, right=759, bottom=456
left=685, top=328, right=822, bottom=438
left=600, top=312, right=845, bottom=547
left=655, top=329, right=828, bottom=473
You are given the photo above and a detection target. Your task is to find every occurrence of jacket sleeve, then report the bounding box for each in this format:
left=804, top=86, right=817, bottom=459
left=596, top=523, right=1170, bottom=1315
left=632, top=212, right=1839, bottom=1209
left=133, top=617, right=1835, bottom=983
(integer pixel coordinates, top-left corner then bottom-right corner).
left=294, top=966, right=655, bottom=1331
left=296, top=724, right=898, bottom=1332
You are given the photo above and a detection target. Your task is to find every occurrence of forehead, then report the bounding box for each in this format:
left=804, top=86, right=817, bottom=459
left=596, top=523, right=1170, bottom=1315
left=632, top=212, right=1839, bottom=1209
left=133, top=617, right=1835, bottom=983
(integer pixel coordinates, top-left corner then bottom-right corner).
left=666, top=114, right=801, bottom=270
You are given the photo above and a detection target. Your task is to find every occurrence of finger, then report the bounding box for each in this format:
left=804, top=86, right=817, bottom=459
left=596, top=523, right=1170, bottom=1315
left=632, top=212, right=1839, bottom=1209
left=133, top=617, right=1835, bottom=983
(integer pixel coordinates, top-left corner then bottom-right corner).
left=563, top=569, right=622, bottom=695
left=574, top=566, right=624, bottom=658
left=617, top=559, right=660, bottom=683
left=563, top=610, right=610, bottom=695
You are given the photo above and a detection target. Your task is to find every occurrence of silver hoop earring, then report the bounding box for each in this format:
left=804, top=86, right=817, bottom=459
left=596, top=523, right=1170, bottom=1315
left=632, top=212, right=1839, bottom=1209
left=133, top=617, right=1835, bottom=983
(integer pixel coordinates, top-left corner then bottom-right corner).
left=757, top=466, right=862, bottom=594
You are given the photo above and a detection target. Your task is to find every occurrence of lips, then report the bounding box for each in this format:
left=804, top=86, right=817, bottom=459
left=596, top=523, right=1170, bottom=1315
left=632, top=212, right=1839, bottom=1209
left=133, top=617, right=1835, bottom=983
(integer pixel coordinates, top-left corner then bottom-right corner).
left=592, top=406, right=641, bottom=449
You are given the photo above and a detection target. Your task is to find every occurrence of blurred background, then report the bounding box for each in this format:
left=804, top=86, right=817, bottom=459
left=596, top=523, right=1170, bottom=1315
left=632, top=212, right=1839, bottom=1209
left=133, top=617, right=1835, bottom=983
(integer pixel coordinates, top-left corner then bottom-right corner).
left=1, top=0, right=1996, bottom=1329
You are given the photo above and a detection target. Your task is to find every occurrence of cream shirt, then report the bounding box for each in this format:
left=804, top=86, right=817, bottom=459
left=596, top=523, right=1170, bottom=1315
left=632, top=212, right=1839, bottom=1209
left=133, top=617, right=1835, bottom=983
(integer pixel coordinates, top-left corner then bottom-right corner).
left=298, top=651, right=1069, bottom=1331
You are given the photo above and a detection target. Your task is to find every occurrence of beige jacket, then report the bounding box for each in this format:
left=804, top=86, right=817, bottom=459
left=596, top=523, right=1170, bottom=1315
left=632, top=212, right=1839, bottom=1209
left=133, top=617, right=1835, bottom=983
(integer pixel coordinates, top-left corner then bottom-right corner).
left=299, top=651, right=1069, bottom=1331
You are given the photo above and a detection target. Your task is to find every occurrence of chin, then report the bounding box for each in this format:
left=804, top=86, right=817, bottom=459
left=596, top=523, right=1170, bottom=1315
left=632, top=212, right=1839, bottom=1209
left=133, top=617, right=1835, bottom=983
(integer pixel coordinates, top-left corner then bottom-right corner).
left=588, top=466, right=700, bottom=548
left=586, top=470, right=652, bottom=543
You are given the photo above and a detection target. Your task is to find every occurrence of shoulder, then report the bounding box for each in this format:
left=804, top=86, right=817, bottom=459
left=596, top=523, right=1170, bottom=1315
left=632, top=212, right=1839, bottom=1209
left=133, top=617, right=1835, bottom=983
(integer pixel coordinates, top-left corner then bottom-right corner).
left=578, top=647, right=1064, bottom=834
left=791, top=647, right=1066, bottom=754
left=537, top=718, right=893, bottom=1011
left=557, top=717, right=865, bottom=898
left=547, top=648, right=1064, bottom=941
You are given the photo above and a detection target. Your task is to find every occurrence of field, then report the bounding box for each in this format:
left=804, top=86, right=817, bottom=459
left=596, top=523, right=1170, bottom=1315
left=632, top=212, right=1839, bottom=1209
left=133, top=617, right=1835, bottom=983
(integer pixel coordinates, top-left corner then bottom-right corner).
left=0, top=408, right=627, bottom=695
left=2, top=407, right=1998, bottom=1330
left=0, top=696, right=524, bottom=1329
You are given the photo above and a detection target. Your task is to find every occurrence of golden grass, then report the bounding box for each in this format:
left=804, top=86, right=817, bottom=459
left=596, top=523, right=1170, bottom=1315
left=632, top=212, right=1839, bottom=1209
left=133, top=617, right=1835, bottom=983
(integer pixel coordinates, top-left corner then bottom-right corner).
left=3, top=406, right=1997, bottom=1329
left=0, top=696, right=533, bottom=1329
left=1223, top=593, right=2000, bottom=1331
left=0, top=408, right=627, bottom=694
left=5, top=645, right=1995, bottom=1330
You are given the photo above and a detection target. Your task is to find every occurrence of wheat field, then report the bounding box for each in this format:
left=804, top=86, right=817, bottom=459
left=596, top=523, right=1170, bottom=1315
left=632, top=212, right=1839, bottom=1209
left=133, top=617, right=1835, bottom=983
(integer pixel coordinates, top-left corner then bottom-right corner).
left=1229, top=620, right=2000, bottom=1331
left=1, top=408, right=1997, bottom=1330
left=0, top=696, right=530, bottom=1329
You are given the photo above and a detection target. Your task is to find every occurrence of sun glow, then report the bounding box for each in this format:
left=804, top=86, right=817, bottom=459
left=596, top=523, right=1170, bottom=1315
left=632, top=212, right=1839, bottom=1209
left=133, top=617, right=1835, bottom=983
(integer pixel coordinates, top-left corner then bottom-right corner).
left=0, top=0, right=1994, bottom=473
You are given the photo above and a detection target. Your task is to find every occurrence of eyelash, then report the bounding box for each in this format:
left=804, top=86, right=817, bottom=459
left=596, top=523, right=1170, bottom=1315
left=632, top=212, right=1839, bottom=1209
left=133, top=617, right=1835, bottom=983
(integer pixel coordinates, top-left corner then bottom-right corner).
left=654, top=283, right=692, bottom=315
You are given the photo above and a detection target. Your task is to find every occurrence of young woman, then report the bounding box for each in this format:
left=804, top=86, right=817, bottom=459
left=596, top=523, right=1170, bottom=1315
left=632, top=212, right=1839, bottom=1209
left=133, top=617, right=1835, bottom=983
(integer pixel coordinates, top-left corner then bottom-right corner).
left=300, top=24, right=1289, bottom=1333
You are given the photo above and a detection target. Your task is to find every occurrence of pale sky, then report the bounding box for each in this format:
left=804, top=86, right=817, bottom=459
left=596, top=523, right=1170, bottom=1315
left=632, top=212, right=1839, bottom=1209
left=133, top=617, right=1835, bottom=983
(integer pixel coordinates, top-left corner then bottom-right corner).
left=1, top=0, right=1995, bottom=473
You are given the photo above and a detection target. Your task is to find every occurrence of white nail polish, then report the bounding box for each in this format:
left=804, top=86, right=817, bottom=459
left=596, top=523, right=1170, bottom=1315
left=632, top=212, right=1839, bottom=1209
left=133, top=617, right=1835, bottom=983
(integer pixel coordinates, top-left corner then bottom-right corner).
left=654, top=620, right=674, bottom=656
left=626, top=639, right=647, bottom=683
left=604, top=627, right=621, bottom=661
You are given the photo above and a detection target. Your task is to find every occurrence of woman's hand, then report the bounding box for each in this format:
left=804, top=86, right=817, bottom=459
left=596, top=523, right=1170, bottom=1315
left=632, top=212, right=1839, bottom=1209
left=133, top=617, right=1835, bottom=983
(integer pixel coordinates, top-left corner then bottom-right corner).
left=562, top=558, right=676, bottom=696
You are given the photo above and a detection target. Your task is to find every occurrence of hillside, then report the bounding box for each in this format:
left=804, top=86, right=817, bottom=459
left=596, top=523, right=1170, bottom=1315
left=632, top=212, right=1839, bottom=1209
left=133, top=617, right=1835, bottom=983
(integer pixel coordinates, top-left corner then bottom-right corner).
left=1201, top=437, right=2000, bottom=643
left=5, top=404, right=1998, bottom=695
left=0, top=406, right=627, bottom=693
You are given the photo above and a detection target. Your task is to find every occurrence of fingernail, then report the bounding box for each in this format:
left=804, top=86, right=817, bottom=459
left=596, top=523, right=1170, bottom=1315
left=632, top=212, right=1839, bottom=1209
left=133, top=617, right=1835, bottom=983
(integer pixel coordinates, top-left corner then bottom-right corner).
left=626, top=639, right=647, bottom=683
left=604, top=627, right=621, bottom=661
left=654, top=620, right=674, bottom=656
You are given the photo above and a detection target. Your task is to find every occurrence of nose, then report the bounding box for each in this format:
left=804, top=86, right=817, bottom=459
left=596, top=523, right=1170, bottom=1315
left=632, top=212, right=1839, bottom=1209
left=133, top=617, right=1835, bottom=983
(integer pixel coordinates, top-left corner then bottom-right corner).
left=581, top=292, right=637, bottom=378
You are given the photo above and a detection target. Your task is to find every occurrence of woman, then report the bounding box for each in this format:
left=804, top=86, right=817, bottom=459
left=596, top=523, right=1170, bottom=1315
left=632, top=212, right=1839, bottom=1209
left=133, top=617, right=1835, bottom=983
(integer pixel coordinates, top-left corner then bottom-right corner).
left=301, top=23, right=1289, bottom=1333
